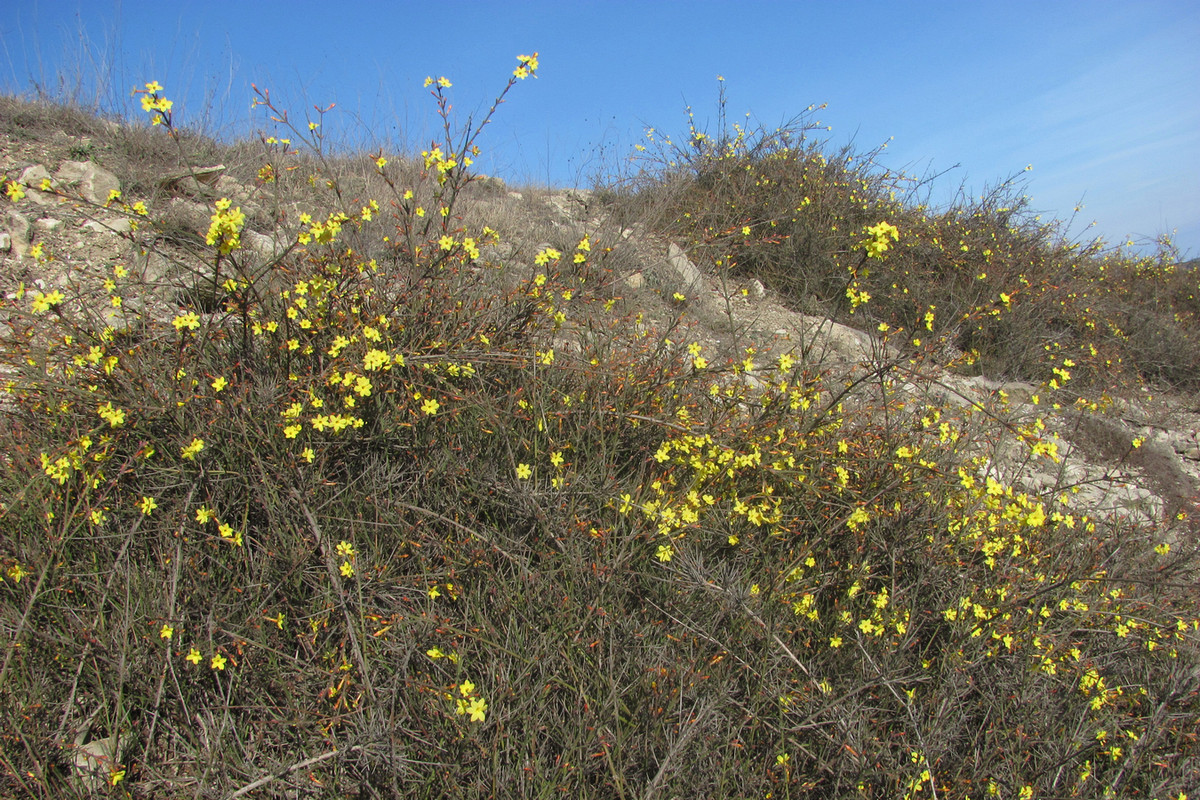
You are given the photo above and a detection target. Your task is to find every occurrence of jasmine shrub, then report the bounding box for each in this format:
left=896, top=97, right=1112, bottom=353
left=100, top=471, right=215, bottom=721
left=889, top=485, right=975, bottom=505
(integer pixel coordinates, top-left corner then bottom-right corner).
left=0, top=56, right=1196, bottom=798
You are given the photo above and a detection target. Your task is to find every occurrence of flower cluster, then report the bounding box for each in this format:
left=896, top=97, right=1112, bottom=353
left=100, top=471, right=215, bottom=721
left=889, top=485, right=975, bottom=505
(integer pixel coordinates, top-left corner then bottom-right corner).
left=454, top=679, right=488, bottom=722
left=205, top=198, right=246, bottom=254
left=863, top=220, right=900, bottom=258
left=513, top=52, right=539, bottom=80
left=134, top=81, right=173, bottom=126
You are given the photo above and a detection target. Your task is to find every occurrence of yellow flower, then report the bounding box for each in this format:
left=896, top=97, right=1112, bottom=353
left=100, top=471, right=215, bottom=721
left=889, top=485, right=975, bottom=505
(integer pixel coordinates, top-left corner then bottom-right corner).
left=97, top=402, right=126, bottom=428
left=195, top=506, right=214, bottom=524
left=534, top=247, right=561, bottom=266
left=655, top=544, right=674, bottom=562
left=211, top=653, right=227, bottom=671
left=30, top=290, right=64, bottom=313
left=421, top=397, right=440, bottom=415
left=211, top=376, right=228, bottom=392
left=466, top=696, right=487, bottom=722
left=185, top=648, right=202, bottom=665
left=180, top=438, right=205, bottom=461
left=516, top=463, right=532, bottom=480
left=514, top=53, right=539, bottom=79
left=363, top=349, right=389, bottom=371
left=173, top=313, right=201, bottom=332
left=340, top=561, right=355, bottom=578
left=206, top=199, right=245, bottom=254
left=159, top=623, right=174, bottom=640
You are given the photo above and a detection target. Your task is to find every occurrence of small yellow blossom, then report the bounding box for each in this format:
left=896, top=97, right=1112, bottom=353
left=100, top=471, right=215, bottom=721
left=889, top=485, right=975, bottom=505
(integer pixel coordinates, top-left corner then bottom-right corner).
left=466, top=696, right=487, bottom=721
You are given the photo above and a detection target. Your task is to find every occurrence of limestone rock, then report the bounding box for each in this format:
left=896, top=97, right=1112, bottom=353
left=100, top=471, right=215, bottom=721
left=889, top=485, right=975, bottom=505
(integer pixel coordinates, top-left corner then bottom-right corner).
left=242, top=229, right=279, bottom=260
left=159, top=164, right=226, bottom=193
left=656, top=242, right=704, bottom=300
left=4, top=210, right=32, bottom=259
left=17, top=164, right=56, bottom=205
left=80, top=216, right=133, bottom=235
left=54, top=160, right=121, bottom=205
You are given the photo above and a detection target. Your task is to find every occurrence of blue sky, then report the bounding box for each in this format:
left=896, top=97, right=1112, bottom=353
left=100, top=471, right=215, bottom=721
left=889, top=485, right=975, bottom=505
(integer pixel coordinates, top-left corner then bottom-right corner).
left=3, top=0, right=1198, bottom=256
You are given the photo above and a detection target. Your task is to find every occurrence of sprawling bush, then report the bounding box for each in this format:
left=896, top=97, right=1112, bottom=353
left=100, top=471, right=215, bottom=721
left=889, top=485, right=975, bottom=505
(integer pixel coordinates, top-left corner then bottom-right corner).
left=0, top=62, right=1196, bottom=798
left=635, top=88, right=1200, bottom=390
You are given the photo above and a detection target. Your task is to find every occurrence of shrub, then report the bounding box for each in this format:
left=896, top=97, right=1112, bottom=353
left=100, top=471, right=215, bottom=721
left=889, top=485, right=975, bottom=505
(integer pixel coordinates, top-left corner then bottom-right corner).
left=0, top=62, right=1196, bottom=799
left=633, top=87, right=1200, bottom=390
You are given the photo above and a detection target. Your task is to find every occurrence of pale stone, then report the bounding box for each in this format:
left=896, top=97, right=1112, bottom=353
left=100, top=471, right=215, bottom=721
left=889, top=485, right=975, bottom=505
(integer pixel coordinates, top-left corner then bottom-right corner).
left=18, top=164, right=56, bottom=205
left=54, top=160, right=121, bottom=205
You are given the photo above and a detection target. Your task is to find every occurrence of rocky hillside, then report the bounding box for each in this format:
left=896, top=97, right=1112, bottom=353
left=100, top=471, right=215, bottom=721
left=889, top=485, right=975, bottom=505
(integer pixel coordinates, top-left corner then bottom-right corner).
left=4, top=108, right=1198, bottom=537
left=1, top=86, right=1197, bottom=799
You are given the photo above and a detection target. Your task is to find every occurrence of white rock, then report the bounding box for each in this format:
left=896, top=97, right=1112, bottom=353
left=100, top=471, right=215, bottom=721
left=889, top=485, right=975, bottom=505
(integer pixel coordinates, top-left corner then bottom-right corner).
left=18, top=164, right=56, bottom=205
left=664, top=242, right=704, bottom=297
left=80, top=217, right=133, bottom=234
left=54, top=161, right=121, bottom=205
left=4, top=210, right=32, bottom=258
